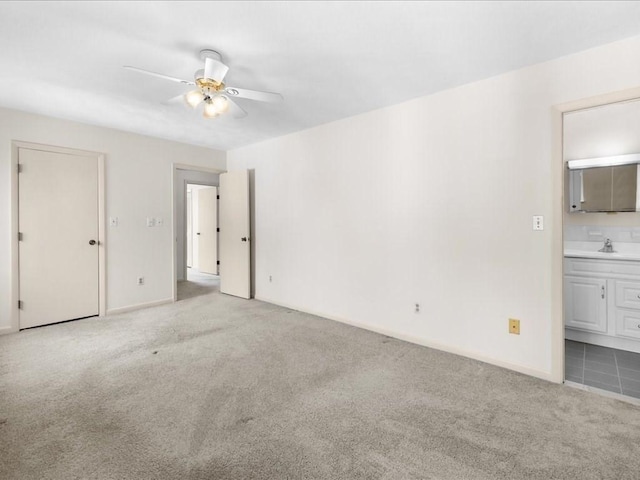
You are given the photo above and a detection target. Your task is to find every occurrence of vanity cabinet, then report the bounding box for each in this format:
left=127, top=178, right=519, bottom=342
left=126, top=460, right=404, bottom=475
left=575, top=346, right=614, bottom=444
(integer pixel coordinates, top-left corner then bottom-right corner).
left=564, top=257, right=640, bottom=353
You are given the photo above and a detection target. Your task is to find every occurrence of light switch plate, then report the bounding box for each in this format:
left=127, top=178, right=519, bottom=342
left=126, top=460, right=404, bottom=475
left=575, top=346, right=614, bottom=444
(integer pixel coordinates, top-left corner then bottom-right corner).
left=146, top=217, right=156, bottom=227
left=155, top=217, right=163, bottom=226
left=532, top=215, right=544, bottom=231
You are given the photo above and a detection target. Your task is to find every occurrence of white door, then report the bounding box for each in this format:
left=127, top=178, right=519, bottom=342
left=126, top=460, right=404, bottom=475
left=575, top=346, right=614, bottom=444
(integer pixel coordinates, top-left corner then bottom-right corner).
left=564, top=276, right=607, bottom=333
left=197, top=187, right=218, bottom=274
left=219, top=170, right=250, bottom=299
left=18, top=148, right=100, bottom=329
left=186, top=190, right=193, bottom=268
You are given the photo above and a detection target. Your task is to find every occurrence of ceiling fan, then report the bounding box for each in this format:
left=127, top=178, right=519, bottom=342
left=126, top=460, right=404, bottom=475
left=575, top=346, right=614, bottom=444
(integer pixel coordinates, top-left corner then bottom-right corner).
left=124, top=49, right=283, bottom=119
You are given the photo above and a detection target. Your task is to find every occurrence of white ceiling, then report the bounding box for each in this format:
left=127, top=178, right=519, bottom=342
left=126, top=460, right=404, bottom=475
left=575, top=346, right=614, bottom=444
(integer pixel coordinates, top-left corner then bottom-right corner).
left=2, top=1, right=640, bottom=151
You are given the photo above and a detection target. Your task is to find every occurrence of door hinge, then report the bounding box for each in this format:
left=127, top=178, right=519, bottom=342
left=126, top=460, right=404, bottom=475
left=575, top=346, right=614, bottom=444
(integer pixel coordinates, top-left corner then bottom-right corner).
left=217, top=195, right=220, bottom=200
left=18, top=300, right=23, bottom=309
left=17, top=163, right=22, bottom=174
left=216, top=227, right=220, bottom=233
left=217, top=260, right=220, bottom=265
left=18, top=232, right=23, bottom=241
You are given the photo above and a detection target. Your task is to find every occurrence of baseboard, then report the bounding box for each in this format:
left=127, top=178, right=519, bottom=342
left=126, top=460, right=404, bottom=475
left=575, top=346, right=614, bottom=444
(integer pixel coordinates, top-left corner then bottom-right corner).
left=0, top=325, right=18, bottom=336
left=106, top=298, right=174, bottom=316
left=255, top=295, right=556, bottom=383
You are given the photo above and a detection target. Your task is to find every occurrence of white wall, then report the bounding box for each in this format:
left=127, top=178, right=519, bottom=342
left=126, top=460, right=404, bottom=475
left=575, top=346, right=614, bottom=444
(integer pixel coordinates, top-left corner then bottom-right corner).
left=175, top=172, right=220, bottom=281
left=228, top=35, right=640, bottom=380
left=0, top=108, right=225, bottom=331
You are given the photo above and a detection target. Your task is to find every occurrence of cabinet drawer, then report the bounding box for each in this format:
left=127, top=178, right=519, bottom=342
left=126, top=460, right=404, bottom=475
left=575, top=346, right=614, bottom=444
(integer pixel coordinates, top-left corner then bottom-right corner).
left=615, top=281, right=640, bottom=310
left=565, top=258, right=640, bottom=278
left=616, top=309, right=640, bottom=340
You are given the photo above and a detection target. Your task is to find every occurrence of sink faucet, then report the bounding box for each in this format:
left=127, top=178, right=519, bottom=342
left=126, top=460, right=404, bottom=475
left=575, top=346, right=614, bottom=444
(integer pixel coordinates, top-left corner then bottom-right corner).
left=599, top=238, right=615, bottom=253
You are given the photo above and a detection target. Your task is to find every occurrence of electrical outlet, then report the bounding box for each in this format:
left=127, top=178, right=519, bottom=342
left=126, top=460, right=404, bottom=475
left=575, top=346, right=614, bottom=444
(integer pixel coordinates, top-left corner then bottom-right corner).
left=109, top=217, right=118, bottom=227
left=155, top=217, right=163, bottom=226
left=509, top=318, right=520, bottom=335
left=137, top=276, right=144, bottom=286
left=269, top=275, right=272, bottom=282
left=415, top=303, right=420, bottom=313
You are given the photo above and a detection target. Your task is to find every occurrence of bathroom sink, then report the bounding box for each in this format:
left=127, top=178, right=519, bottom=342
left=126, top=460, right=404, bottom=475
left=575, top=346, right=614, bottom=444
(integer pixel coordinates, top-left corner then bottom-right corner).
left=564, top=241, right=640, bottom=261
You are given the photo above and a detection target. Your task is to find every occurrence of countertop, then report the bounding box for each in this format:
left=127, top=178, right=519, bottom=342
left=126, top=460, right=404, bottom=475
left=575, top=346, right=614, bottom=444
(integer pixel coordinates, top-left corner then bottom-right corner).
left=564, top=241, right=640, bottom=262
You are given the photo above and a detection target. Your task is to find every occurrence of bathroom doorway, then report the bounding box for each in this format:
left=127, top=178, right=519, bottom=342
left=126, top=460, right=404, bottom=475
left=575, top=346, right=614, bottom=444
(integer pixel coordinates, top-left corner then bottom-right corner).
left=561, top=95, right=640, bottom=402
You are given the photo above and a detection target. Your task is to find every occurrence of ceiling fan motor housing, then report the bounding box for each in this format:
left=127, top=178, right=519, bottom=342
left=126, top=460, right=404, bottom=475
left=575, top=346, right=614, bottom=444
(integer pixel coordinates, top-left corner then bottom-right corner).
left=195, top=71, right=225, bottom=92
left=199, top=49, right=222, bottom=62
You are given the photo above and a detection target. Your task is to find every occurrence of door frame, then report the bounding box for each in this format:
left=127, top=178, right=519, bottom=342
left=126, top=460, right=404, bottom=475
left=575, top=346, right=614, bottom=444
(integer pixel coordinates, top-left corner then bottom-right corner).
left=10, top=141, right=106, bottom=333
left=551, top=86, right=640, bottom=383
left=171, top=163, right=225, bottom=302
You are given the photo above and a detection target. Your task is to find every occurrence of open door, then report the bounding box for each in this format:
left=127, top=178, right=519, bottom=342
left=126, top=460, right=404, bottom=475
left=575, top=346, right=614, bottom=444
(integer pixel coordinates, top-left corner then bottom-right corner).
left=219, top=170, right=251, bottom=299
left=197, top=187, right=218, bottom=274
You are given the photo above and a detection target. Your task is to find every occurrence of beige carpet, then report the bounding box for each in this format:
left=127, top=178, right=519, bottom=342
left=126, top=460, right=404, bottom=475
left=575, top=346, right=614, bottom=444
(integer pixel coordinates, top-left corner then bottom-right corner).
left=178, top=269, right=219, bottom=301
left=1, top=286, right=640, bottom=479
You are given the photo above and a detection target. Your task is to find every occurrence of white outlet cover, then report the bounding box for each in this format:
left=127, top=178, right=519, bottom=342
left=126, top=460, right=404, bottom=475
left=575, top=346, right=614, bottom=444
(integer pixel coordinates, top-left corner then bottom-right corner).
left=146, top=217, right=155, bottom=227
left=532, top=215, right=544, bottom=231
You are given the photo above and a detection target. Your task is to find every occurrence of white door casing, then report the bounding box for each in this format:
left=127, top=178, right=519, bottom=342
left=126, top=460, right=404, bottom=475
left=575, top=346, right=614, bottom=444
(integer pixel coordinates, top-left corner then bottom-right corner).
left=197, top=187, right=218, bottom=274
left=219, top=170, right=251, bottom=299
left=18, top=147, right=101, bottom=329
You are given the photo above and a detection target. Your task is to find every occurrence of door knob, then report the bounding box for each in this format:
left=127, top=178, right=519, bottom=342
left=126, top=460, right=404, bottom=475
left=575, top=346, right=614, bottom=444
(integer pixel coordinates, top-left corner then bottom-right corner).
left=241, top=237, right=248, bottom=242
left=89, top=240, right=97, bottom=245
left=196, top=232, right=201, bottom=235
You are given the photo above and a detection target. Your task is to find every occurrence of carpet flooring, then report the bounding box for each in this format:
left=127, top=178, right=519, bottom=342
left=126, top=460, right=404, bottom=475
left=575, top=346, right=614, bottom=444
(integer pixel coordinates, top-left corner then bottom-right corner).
left=2, top=284, right=640, bottom=479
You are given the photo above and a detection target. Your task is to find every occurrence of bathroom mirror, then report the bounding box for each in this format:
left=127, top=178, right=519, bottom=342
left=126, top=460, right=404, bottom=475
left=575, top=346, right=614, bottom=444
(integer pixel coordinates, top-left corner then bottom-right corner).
left=568, top=155, right=640, bottom=213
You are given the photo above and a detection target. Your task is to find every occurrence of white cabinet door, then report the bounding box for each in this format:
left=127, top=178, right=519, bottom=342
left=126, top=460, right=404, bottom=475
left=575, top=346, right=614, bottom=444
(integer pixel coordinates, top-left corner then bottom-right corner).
left=564, top=276, right=607, bottom=333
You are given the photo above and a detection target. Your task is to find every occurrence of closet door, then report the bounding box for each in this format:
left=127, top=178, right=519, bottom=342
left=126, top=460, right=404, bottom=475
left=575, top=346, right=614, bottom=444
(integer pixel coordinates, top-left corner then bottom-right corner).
left=18, top=147, right=99, bottom=328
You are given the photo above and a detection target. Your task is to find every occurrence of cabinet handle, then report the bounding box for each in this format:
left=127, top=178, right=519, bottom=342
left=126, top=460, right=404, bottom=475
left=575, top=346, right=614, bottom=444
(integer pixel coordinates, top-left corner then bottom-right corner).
left=601, top=285, right=605, bottom=299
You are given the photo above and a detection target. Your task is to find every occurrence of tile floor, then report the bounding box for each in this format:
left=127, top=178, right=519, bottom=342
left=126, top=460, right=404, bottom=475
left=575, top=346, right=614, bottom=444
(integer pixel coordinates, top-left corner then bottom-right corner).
left=565, top=339, right=640, bottom=399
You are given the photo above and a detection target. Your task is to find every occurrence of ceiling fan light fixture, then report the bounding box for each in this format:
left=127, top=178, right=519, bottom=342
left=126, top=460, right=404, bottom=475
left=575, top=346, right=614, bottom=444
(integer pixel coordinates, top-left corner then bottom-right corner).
left=203, top=100, right=220, bottom=119
left=201, top=95, right=230, bottom=119
left=184, top=89, right=205, bottom=108
left=211, top=95, right=229, bottom=114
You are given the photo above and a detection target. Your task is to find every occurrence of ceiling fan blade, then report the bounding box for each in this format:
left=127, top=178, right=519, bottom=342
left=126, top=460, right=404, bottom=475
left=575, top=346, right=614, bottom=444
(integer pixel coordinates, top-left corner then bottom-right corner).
left=204, top=57, right=229, bottom=83
left=123, top=66, right=195, bottom=85
left=225, top=87, right=283, bottom=103
left=161, top=94, right=187, bottom=106
left=226, top=97, right=247, bottom=118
